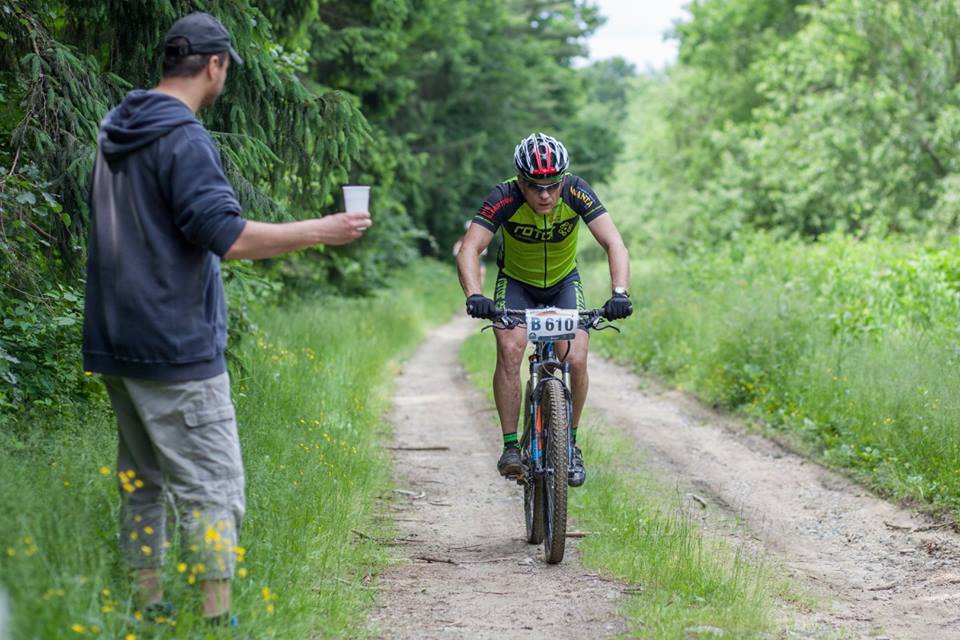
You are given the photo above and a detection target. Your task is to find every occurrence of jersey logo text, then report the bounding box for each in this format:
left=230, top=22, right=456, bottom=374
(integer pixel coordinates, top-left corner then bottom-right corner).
left=568, top=185, right=595, bottom=210
left=480, top=196, right=515, bottom=220
left=504, top=219, right=578, bottom=243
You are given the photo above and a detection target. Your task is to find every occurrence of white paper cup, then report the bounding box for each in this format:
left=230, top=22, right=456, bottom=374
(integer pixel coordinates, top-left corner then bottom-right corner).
left=342, top=185, right=371, bottom=212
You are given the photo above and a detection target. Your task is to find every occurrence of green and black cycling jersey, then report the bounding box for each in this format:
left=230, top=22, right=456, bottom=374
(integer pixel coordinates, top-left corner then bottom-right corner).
left=470, top=174, right=607, bottom=289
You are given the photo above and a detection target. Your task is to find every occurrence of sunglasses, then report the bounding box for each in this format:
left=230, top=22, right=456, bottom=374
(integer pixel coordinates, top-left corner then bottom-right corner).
left=522, top=178, right=564, bottom=194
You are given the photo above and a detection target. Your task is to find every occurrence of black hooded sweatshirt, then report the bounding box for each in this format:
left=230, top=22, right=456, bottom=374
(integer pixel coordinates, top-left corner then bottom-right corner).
left=82, top=90, right=246, bottom=381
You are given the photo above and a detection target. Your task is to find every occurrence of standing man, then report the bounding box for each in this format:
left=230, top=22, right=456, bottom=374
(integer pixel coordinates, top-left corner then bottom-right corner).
left=82, top=12, right=371, bottom=624
left=456, top=133, right=631, bottom=487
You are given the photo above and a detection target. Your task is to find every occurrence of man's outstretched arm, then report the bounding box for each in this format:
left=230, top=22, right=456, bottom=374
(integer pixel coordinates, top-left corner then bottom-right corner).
left=224, top=212, right=372, bottom=260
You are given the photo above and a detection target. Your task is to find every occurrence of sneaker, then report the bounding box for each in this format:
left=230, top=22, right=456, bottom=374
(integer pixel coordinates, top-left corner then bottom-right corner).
left=568, top=446, right=586, bottom=487
left=497, top=446, right=522, bottom=477
left=207, top=612, right=239, bottom=627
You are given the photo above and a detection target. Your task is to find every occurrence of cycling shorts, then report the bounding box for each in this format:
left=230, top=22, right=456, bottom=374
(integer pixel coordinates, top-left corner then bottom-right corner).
left=493, top=269, right=585, bottom=313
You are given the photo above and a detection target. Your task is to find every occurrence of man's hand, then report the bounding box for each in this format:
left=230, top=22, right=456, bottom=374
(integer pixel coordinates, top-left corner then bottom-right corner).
left=602, top=293, right=632, bottom=320
left=466, top=294, right=497, bottom=319
left=315, top=211, right=372, bottom=245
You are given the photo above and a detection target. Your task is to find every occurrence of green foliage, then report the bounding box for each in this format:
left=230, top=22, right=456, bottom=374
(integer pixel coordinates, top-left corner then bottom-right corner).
left=588, top=234, right=960, bottom=515
left=0, top=260, right=461, bottom=639
left=618, top=0, right=960, bottom=244
left=0, top=0, right=624, bottom=418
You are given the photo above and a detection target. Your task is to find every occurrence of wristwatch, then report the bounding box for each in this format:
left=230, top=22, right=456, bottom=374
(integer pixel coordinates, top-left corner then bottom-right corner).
left=612, top=286, right=630, bottom=298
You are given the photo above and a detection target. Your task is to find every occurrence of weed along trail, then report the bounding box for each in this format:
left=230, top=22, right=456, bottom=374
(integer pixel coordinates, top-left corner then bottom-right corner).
left=589, top=357, right=960, bottom=639
left=370, top=316, right=627, bottom=639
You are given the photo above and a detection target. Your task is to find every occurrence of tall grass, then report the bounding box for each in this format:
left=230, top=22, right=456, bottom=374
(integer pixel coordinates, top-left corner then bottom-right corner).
left=587, top=233, right=960, bottom=515
left=0, top=260, right=461, bottom=639
left=459, top=332, right=776, bottom=637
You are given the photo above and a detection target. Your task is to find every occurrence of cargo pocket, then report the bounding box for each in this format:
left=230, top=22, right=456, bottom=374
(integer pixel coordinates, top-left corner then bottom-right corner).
left=183, top=404, right=235, bottom=428
left=179, top=404, right=242, bottom=484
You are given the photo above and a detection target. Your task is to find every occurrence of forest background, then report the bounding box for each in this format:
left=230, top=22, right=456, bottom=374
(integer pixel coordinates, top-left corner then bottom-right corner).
left=5, top=0, right=960, bottom=533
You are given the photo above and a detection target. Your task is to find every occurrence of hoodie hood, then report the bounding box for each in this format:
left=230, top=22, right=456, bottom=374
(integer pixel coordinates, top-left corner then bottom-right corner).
left=100, top=90, right=199, bottom=160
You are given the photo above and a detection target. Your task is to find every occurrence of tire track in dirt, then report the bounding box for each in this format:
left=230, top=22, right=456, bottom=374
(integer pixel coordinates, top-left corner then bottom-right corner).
left=589, top=357, right=960, bottom=640
left=370, top=317, right=627, bottom=639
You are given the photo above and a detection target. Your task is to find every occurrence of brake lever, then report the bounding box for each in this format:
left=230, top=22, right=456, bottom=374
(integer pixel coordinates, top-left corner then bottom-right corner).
left=482, top=315, right=518, bottom=332
left=596, top=323, right=621, bottom=333
left=592, top=318, right=621, bottom=333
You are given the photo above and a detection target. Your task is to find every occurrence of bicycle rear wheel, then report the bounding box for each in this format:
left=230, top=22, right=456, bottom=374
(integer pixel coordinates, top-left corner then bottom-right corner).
left=541, top=377, right=568, bottom=564
left=521, top=381, right=544, bottom=544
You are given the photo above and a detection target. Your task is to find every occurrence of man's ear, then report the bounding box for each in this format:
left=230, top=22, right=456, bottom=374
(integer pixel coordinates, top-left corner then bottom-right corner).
left=206, top=54, right=224, bottom=77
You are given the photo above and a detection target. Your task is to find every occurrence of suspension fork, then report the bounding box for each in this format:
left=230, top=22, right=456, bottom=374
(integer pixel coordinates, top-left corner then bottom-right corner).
left=562, top=359, right=574, bottom=464
left=528, top=350, right=542, bottom=468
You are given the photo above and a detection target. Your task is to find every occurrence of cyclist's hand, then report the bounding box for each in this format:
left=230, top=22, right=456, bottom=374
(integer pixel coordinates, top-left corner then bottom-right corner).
left=602, top=293, right=633, bottom=320
left=466, top=294, right=497, bottom=319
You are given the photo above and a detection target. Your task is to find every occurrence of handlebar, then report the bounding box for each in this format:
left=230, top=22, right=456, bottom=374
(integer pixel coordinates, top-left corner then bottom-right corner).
left=482, top=308, right=620, bottom=333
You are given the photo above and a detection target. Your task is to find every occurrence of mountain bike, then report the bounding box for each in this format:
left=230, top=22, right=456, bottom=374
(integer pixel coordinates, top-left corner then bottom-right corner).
left=483, top=307, right=619, bottom=564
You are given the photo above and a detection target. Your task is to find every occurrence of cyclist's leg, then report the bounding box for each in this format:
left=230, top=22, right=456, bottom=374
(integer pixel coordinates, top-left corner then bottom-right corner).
left=548, top=270, right=589, bottom=429
left=492, top=272, right=533, bottom=436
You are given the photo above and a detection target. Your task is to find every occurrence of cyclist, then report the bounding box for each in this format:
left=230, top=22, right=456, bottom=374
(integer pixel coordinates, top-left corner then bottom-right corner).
left=456, top=132, right=632, bottom=486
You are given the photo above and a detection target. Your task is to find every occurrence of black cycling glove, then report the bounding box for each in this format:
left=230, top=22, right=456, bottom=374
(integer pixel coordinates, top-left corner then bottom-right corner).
left=466, top=294, right=497, bottom=319
left=602, top=293, right=633, bottom=320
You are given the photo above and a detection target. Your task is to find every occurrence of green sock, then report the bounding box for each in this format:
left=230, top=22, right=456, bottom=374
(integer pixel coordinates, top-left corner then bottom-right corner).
left=503, top=432, right=518, bottom=449
left=571, top=427, right=578, bottom=444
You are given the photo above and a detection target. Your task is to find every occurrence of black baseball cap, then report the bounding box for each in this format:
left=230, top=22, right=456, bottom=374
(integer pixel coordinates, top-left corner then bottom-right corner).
left=163, top=12, right=243, bottom=65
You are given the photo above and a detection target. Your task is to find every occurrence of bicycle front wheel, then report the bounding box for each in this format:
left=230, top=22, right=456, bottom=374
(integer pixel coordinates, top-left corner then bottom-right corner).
left=541, top=377, right=568, bottom=564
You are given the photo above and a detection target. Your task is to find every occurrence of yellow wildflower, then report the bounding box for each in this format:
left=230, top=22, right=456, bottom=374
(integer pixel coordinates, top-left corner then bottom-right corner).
left=99, top=466, right=110, bottom=476
left=70, top=623, right=86, bottom=633
left=143, top=526, right=154, bottom=535
left=237, top=567, right=248, bottom=578
left=261, top=586, right=271, bottom=601
left=140, top=545, right=152, bottom=556
left=177, top=562, right=187, bottom=573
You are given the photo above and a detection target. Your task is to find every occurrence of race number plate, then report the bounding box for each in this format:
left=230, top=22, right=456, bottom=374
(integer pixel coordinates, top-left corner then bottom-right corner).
left=525, top=307, right=579, bottom=342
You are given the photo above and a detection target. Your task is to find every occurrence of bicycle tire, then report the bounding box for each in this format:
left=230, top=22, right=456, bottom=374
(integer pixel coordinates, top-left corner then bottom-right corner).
left=541, top=377, right=568, bottom=564
left=521, top=381, right=544, bottom=544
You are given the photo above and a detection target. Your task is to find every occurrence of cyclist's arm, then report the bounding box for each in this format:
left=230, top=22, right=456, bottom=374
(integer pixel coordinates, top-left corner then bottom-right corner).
left=586, top=214, right=630, bottom=291
left=456, top=223, right=494, bottom=296
left=224, top=213, right=371, bottom=260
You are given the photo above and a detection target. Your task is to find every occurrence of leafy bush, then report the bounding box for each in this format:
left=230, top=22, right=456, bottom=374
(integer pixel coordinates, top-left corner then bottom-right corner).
left=590, top=233, right=960, bottom=514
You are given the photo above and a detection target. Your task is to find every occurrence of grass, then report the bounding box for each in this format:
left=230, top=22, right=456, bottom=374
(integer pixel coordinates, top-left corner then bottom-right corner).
left=459, top=331, right=777, bottom=638
left=0, top=259, right=461, bottom=639
left=583, top=233, right=960, bottom=517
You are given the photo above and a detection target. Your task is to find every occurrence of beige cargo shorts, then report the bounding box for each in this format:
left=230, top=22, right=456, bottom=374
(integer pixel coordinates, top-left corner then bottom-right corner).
left=103, top=372, right=244, bottom=580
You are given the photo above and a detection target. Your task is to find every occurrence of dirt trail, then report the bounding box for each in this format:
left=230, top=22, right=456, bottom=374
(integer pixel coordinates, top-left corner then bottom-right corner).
left=373, top=317, right=960, bottom=639
left=370, top=317, right=628, bottom=639
left=589, top=357, right=960, bottom=639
